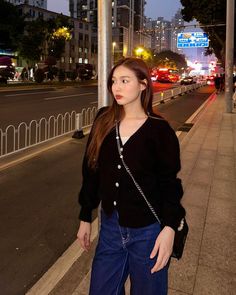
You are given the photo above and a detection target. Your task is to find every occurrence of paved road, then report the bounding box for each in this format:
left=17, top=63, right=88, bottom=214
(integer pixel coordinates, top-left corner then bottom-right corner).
left=0, top=86, right=97, bottom=130
left=0, top=82, right=178, bottom=130
left=0, top=85, right=214, bottom=295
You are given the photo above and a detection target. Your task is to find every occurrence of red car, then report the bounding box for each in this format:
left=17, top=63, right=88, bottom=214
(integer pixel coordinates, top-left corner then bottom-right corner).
left=150, top=68, right=179, bottom=83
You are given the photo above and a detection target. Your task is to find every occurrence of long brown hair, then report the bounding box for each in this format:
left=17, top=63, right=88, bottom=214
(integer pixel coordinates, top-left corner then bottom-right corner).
left=86, top=57, right=154, bottom=169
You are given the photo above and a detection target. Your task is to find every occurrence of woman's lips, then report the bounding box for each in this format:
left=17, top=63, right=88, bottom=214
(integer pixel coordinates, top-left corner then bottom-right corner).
left=115, top=95, right=123, bottom=100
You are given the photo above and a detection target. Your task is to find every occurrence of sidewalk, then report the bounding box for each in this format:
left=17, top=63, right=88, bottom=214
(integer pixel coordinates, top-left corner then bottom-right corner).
left=30, top=92, right=236, bottom=295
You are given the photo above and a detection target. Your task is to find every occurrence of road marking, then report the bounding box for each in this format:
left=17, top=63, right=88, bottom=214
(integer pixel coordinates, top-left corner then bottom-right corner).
left=2, top=90, right=216, bottom=294
left=44, top=93, right=95, bottom=100
left=26, top=218, right=98, bottom=295
left=0, top=138, right=72, bottom=171
left=5, top=91, right=53, bottom=97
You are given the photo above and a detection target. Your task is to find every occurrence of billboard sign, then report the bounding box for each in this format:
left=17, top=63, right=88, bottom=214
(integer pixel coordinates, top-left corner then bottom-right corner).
left=177, top=32, right=209, bottom=48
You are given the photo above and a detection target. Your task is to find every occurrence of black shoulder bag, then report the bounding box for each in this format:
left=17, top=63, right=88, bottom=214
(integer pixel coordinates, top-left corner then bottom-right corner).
left=115, top=122, right=188, bottom=259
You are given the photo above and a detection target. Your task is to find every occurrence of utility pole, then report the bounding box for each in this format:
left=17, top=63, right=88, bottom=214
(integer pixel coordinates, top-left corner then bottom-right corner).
left=97, top=0, right=112, bottom=108
left=225, top=0, right=235, bottom=112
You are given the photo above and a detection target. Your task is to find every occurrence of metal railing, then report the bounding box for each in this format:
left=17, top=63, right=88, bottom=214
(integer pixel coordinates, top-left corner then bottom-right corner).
left=0, top=111, right=76, bottom=158
left=0, top=83, right=206, bottom=159
left=153, top=81, right=206, bottom=105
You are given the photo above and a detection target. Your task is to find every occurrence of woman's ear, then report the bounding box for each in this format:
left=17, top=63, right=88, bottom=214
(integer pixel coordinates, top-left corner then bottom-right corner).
left=140, top=79, right=147, bottom=91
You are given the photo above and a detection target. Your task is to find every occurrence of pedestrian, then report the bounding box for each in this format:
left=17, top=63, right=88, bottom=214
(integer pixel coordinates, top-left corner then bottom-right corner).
left=214, top=74, right=221, bottom=93
left=220, top=73, right=225, bottom=92
left=77, top=57, right=186, bottom=295
left=233, top=84, right=236, bottom=108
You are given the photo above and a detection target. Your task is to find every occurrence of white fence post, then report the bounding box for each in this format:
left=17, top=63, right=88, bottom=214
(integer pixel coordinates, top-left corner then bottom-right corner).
left=0, top=83, right=207, bottom=158
left=72, top=113, right=85, bottom=139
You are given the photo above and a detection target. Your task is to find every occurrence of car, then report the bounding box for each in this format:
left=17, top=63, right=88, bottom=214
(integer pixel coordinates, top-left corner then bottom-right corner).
left=0, top=65, right=15, bottom=84
left=206, top=75, right=215, bottom=86
left=150, top=68, right=180, bottom=83
left=150, top=67, right=159, bottom=81
left=157, top=68, right=180, bottom=83
left=76, top=63, right=94, bottom=81
left=180, top=76, right=196, bottom=85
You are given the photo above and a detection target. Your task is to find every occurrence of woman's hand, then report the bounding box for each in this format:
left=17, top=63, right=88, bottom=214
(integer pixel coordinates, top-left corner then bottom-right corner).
left=150, top=226, right=175, bottom=273
left=77, top=221, right=91, bottom=252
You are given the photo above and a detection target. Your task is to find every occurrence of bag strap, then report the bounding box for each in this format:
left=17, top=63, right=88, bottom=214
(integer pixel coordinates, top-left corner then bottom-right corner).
left=115, top=122, right=161, bottom=224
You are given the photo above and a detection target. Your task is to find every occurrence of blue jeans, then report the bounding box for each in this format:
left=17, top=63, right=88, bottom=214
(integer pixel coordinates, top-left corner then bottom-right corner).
left=89, top=210, right=169, bottom=295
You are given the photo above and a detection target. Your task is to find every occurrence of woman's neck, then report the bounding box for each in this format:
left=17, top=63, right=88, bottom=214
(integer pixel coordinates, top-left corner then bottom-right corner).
left=122, top=103, right=146, bottom=120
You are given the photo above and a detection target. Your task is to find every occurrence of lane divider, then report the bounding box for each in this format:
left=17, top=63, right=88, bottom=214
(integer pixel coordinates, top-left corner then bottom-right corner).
left=44, top=93, right=95, bottom=101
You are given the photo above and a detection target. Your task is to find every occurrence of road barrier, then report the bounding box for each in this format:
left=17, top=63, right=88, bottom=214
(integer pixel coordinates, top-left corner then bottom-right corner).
left=0, top=82, right=206, bottom=158
left=0, top=111, right=77, bottom=158
left=153, top=81, right=205, bottom=105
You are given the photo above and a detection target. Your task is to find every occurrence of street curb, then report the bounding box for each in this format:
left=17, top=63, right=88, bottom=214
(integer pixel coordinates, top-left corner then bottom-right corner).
left=176, top=90, right=216, bottom=138
left=24, top=90, right=216, bottom=295
left=25, top=218, right=98, bottom=295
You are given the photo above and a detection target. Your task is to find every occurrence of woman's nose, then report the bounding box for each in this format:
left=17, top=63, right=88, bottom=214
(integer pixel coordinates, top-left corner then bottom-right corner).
left=114, top=81, right=122, bottom=90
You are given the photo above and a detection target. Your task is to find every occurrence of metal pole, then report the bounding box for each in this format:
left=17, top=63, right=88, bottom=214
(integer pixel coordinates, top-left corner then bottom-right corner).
left=128, top=0, right=132, bottom=55
left=225, top=0, right=235, bottom=113
left=98, top=0, right=112, bottom=108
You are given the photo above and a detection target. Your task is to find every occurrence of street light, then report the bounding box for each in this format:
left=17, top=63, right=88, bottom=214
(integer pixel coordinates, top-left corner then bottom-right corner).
left=112, top=42, right=116, bottom=65
left=135, top=47, right=144, bottom=58
left=112, top=42, right=116, bottom=55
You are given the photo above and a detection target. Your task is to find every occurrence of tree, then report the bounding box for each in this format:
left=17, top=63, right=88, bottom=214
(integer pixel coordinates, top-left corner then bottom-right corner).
left=18, top=18, right=48, bottom=66
left=180, top=0, right=235, bottom=64
left=153, top=50, right=187, bottom=71
left=0, top=0, right=25, bottom=51
left=46, top=15, right=72, bottom=60
left=18, top=15, right=72, bottom=67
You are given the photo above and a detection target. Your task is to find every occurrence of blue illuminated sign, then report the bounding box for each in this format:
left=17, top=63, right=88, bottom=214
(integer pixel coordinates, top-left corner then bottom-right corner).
left=177, top=32, right=209, bottom=48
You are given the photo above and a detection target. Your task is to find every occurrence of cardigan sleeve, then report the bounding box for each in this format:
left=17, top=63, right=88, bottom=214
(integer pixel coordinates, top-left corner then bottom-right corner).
left=156, top=121, right=185, bottom=231
left=78, top=107, right=108, bottom=222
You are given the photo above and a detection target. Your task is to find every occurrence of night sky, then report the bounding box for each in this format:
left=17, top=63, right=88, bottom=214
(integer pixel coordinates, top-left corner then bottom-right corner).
left=47, top=0, right=182, bottom=20
left=145, top=0, right=182, bottom=20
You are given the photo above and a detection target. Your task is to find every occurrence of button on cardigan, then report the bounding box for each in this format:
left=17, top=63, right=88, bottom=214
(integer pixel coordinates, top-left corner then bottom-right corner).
left=78, top=110, right=185, bottom=230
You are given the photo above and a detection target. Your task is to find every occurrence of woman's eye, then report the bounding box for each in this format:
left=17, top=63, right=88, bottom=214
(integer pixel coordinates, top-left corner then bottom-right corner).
left=122, top=79, right=128, bottom=83
left=112, top=80, right=116, bottom=84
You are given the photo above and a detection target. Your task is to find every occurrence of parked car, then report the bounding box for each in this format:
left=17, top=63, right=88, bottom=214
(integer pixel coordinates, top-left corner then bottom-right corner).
left=180, top=76, right=196, bottom=85
left=0, top=56, right=15, bottom=84
left=0, top=65, right=15, bottom=84
left=76, top=63, right=94, bottom=81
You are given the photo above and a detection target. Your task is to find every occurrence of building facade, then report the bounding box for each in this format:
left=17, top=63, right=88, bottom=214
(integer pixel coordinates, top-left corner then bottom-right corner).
left=5, top=0, right=47, bottom=9
left=171, top=9, right=184, bottom=54
left=69, top=0, right=149, bottom=65
left=69, top=0, right=97, bottom=67
left=145, top=17, right=171, bottom=53
left=17, top=4, right=92, bottom=71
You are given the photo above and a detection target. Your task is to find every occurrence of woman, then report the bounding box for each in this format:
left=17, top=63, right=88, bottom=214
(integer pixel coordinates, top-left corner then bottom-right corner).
left=77, top=57, right=186, bottom=294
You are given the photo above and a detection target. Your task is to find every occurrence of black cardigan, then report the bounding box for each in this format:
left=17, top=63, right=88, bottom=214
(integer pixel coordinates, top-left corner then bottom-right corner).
left=78, top=110, right=185, bottom=230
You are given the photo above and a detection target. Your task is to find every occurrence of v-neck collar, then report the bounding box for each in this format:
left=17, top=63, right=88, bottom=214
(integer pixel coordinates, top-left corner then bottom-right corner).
left=117, top=117, right=149, bottom=147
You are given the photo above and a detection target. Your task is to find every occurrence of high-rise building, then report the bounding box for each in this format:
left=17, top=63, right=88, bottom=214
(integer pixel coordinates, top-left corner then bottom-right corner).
left=69, top=0, right=97, bottom=23
left=69, top=0, right=148, bottom=63
left=171, top=9, right=184, bottom=53
left=5, top=0, right=47, bottom=9
left=146, top=17, right=171, bottom=53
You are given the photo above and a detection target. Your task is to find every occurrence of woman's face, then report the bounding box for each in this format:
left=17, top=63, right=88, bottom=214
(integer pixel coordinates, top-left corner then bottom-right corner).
left=111, top=65, right=146, bottom=107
